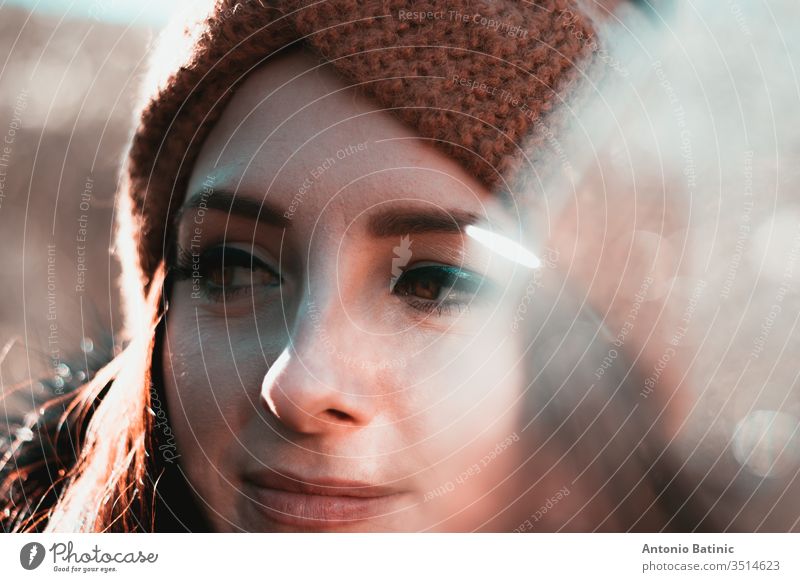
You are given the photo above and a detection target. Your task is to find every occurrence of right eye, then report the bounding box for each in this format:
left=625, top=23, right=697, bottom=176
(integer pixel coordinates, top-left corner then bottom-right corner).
left=174, top=244, right=282, bottom=302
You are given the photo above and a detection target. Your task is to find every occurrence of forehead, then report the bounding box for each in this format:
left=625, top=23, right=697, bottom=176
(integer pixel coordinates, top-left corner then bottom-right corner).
left=184, top=48, right=505, bottom=224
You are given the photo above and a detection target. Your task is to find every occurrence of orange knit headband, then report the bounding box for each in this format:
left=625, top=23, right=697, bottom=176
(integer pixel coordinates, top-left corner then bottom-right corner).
left=123, top=0, right=617, bottom=292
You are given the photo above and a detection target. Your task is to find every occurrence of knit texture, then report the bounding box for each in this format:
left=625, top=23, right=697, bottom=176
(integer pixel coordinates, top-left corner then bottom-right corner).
left=124, top=0, right=612, bottom=297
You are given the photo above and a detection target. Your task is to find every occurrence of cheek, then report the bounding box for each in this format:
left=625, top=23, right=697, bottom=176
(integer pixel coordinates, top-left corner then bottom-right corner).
left=393, top=335, right=526, bottom=529
left=160, top=303, right=273, bottom=464
left=394, top=328, right=526, bottom=462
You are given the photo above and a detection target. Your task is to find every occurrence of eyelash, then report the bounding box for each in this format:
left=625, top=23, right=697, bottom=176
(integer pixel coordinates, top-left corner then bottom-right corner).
left=391, top=265, right=485, bottom=317
left=168, top=244, right=486, bottom=316
left=169, top=243, right=281, bottom=301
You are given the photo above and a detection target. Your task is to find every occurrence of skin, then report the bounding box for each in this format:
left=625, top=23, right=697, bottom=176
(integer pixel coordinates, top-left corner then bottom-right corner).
left=161, top=48, right=556, bottom=532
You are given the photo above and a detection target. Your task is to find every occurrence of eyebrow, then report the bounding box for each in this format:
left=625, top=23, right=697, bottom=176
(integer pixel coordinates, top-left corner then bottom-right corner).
left=368, top=207, right=483, bottom=237
left=178, top=190, right=483, bottom=236
left=178, top=190, right=291, bottom=228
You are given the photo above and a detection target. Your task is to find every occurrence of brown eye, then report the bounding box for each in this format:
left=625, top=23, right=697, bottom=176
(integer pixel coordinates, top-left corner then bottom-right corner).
left=392, top=264, right=486, bottom=314
left=199, top=246, right=281, bottom=299
left=209, top=265, right=278, bottom=288
left=398, top=274, right=442, bottom=301
left=209, top=265, right=233, bottom=287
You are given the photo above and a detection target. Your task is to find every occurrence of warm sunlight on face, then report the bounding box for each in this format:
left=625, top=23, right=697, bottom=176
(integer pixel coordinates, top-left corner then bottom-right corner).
left=160, top=48, right=547, bottom=532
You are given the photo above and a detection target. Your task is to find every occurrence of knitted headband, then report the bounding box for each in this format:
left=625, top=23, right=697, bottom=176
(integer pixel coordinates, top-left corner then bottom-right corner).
left=121, top=0, right=621, bottom=303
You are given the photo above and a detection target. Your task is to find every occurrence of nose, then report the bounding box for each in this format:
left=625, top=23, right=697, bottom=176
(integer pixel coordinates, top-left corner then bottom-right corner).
left=259, top=302, right=379, bottom=435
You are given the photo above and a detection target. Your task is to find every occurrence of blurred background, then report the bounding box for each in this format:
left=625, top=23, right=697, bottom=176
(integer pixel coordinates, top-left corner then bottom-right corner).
left=1, top=0, right=799, bottom=531
left=0, top=0, right=178, bottom=425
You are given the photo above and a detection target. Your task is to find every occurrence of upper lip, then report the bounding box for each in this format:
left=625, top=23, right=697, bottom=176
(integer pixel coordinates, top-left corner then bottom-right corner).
left=242, top=468, right=405, bottom=498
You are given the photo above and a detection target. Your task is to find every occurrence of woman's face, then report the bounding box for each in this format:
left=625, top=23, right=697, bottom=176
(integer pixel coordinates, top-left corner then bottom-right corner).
left=162, top=49, right=539, bottom=531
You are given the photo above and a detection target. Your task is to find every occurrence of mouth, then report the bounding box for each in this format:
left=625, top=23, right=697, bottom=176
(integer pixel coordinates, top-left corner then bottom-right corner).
left=241, top=468, right=411, bottom=529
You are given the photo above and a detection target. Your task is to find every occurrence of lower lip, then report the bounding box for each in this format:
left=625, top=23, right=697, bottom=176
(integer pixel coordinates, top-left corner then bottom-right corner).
left=243, top=482, right=408, bottom=529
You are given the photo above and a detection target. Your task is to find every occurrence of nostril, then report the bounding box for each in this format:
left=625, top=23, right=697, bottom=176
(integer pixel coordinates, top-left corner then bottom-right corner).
left=324, top=408, right=354, bottom=422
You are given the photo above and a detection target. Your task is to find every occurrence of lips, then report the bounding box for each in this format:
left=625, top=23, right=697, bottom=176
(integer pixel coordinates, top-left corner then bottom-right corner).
left=242, top=468, right=410, bottom=529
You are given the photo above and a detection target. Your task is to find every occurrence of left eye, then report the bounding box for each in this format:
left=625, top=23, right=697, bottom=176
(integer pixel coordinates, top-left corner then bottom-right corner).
left=391, top=263, right=486, bottom=316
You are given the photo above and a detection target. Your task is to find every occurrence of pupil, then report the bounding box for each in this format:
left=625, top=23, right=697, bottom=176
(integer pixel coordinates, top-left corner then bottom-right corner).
left=412, top=278, right=441, bottom=300
left=211, top=266, right=234, bottom=287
